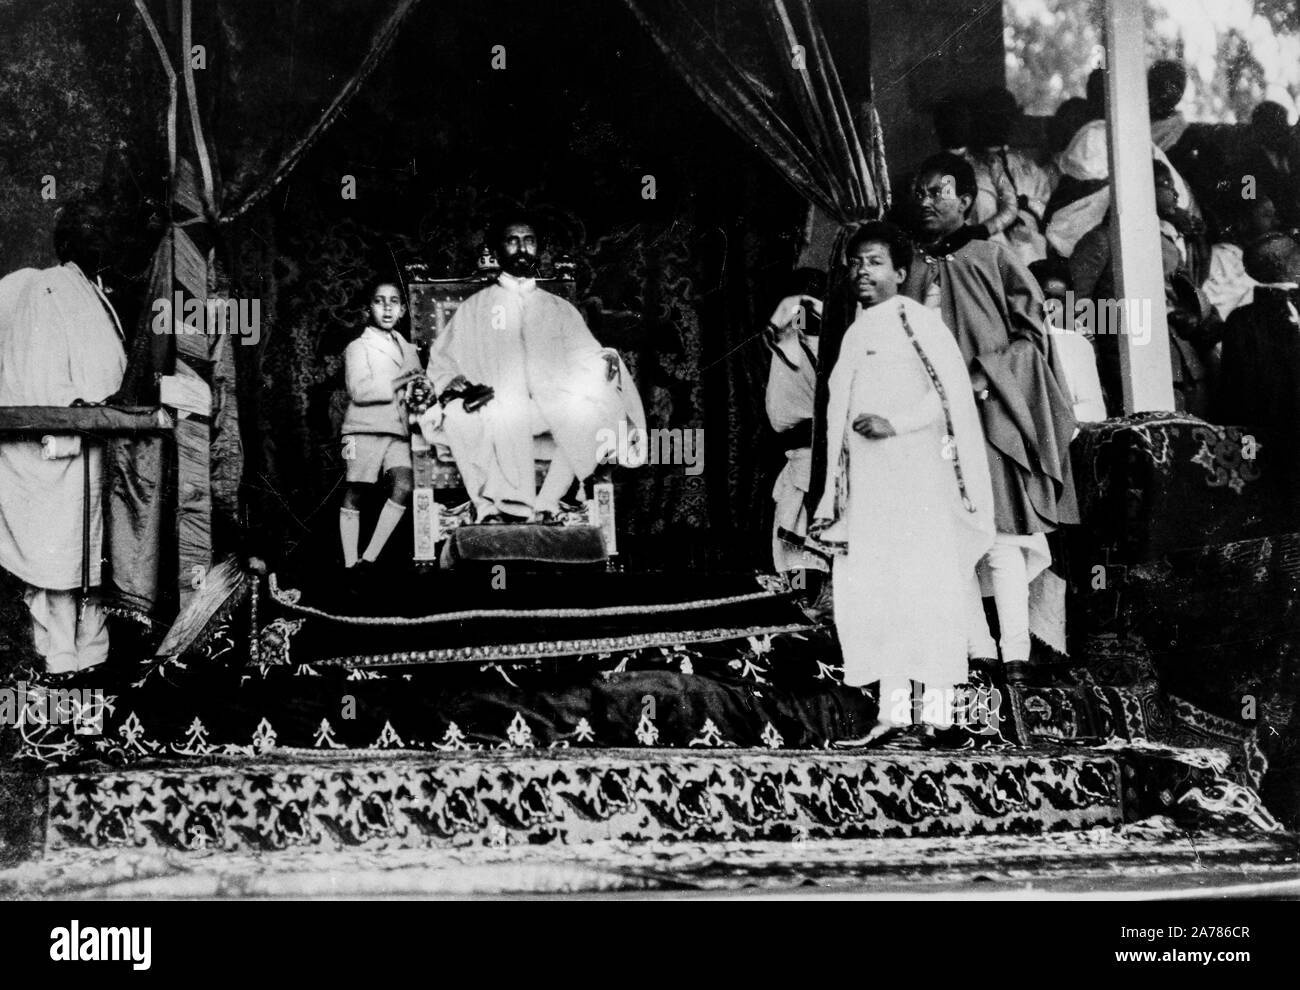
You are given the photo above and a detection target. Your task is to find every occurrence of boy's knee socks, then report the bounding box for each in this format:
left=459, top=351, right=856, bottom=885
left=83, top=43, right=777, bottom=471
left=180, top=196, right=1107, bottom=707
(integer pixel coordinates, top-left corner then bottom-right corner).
left=362, top=499, right=408, bottom=562
left=340, top=506, right=361, bottom=567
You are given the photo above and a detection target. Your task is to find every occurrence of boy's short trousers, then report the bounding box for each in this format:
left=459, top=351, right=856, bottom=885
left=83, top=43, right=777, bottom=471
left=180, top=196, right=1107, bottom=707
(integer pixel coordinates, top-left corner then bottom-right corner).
left=343, top=434, right=412, bottom=483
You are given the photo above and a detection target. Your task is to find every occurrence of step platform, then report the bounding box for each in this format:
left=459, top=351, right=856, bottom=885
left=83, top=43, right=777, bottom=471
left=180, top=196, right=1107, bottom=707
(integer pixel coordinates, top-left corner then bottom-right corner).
left=22, top=748, right=1151, bottom=856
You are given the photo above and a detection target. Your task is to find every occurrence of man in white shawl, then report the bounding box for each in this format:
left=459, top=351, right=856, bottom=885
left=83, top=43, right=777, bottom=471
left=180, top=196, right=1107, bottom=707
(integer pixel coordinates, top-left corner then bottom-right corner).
left=422, top=216, right=644, bottom=521
left=811, top=223, right=995, bottom=747
left=763, top=286, right=827, bottom=584
left=0, top=200, right=126, bottom=673
left=1046, top=69, right=1198, bottom=258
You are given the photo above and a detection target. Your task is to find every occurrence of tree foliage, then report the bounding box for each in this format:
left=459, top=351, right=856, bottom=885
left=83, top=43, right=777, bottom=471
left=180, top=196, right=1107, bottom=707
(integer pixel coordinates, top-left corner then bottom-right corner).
left=1252, top=0, right=1300, bottom=35
left=1005, top=0, right=1299, bottom=122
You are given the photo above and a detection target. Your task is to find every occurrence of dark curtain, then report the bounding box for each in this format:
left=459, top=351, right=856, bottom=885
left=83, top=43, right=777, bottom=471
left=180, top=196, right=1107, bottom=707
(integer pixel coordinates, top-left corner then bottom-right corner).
left=117, top=0, right=823, bottom=579
left=112, top=0, right=422, bottom=616
left=621, top=0, right=888, bottom=228
left=619, top=0, right=889, bottom=526
left=215, top=0, right=807, bottom=572
left=207, top=1, right=423, bottom=222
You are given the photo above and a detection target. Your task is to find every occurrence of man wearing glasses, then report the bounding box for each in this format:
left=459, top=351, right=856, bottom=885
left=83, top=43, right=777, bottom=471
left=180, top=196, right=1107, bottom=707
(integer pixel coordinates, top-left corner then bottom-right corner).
left=902, top=153, right=1080, bottom=684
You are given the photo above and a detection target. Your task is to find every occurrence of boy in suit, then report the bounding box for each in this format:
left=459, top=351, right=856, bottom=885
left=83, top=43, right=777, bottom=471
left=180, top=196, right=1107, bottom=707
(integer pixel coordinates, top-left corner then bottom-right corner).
left=340, top=279, right=423, bottom=573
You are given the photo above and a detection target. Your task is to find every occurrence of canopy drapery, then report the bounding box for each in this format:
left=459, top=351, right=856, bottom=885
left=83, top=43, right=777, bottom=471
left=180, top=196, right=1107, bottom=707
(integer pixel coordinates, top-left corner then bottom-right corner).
left=621, top=0, right=888, bottom=233
left=111, top=0, right=882, bottom=617
left=620, top=0, right=888, bottom=521
left=114, top=0, right=423, bottom=616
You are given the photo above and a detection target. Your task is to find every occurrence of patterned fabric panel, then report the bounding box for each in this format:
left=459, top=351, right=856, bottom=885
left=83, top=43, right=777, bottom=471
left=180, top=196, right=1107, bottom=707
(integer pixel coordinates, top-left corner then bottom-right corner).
left=1071, top=414, right=1283, bottom=559
left=45, top=751, right=1123, bottom=853
left=1113, top=747, right=1281, bottom=831
left=4, top=631, right=880, bottom=770
left=1010, top=667, right=1161, bottom=745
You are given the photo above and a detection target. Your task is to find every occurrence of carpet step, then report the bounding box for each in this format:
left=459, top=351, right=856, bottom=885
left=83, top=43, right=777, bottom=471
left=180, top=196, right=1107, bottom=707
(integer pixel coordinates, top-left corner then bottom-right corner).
left=34, top=748, right=1133, bottom=856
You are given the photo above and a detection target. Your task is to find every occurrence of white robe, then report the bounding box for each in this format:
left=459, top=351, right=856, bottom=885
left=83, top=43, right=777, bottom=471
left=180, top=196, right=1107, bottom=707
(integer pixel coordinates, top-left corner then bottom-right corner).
left=1203, top=242, right=1258, bottom=322
left=0, top=263, right=125, bottom=590
left=1052, top=329, right=1108, bottom=425
left=1047, top=119, right=1197, bottom=258
left=987, top=146, right=1053, bottom=266
left=0, top=262, right=124, bottom=674
left=422, top=275, right=644, bottom=515
left=765, top=332, right=825, bottom=574
left=814, top=297, right=994, bottom=688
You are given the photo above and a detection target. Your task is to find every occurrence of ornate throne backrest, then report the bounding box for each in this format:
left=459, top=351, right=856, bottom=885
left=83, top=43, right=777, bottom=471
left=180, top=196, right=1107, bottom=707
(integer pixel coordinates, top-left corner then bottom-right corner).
left=402, top=264, right=578, bottom=356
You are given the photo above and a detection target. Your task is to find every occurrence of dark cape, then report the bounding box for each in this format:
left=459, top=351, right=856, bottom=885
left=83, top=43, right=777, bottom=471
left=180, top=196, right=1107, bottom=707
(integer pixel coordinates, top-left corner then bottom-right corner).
left=1070, top=219, right=1220, bottom=419
left=1217, top=286, right=1300, bottom=516
left=899, top=228, right=1079, bottom=534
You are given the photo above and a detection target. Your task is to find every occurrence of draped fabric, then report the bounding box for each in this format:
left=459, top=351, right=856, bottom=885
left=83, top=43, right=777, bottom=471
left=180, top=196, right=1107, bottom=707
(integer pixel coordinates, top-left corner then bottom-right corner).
left=621, top=0, right=889, bottom=547
left=205, top=1, right=424, bottom=224
left=0, top=264, right=127, bottom=591
left=113, top=0, right=422, bottom=616
left=103, top=0, right=831, bottom=581
left=622, top=0, right=887, bottom=229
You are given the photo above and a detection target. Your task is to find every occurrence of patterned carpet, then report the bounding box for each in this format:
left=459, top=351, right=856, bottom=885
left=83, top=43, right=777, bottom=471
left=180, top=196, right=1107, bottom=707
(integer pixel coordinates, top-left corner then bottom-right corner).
left=20, top=742, right=1271, bottom=859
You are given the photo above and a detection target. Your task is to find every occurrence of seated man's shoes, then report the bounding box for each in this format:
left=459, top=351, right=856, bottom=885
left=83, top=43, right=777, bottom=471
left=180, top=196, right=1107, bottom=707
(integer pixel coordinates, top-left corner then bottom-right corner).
left=968, top=656, right=1002, bottom=679
left=475, top=511, right=530, bottom=525
left=1003, top=660, right=1030, bottom=685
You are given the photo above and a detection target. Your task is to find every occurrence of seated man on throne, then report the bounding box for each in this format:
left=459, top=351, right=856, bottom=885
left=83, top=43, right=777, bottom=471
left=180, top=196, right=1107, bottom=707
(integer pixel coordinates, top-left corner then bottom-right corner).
left=420, top=214, right=644, bottom=522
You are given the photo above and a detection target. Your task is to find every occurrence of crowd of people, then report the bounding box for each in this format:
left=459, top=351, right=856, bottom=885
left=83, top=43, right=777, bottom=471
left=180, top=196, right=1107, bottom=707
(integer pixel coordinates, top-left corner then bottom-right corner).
left=765, top=61, right=1300, bottom=747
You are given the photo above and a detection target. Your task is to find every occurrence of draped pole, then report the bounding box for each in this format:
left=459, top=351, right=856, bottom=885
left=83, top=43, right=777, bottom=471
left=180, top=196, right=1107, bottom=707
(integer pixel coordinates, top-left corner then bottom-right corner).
left=134, top=0, right=217, bottom=613
left=1103, top=0, right=1175, bottom=413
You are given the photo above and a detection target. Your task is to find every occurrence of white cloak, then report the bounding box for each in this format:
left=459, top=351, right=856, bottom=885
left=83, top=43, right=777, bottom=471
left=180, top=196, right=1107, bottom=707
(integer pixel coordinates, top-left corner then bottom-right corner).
left=765, top=331, right=825, bottom=573
left=0, top=263, right=125, bottom=589
left=1047, top=119, right=1196, bottom=258
left=423, top=275, right=644, bottom=515
left=814, top=296, right=995, bottom=688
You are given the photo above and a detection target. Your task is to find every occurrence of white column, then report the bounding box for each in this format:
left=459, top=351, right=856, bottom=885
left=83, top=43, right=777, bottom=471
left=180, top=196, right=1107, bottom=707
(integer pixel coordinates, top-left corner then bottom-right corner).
left=1103, top=0, right=1176, bottom=413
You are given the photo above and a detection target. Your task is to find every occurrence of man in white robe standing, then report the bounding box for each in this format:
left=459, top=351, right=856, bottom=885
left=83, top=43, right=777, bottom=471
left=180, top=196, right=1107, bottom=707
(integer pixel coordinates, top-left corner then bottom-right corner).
left=811, top=222, right=994, bottom=747
left=422, top=216, right=644, bottom=522
left=0, top=200, right=127, bottom=673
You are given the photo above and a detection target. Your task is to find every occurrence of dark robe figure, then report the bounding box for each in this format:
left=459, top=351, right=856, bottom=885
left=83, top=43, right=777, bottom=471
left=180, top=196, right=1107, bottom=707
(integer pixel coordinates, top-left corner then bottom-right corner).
left=1148, top=60, right=1226, bottom=233
left=1217, top=234, right=1300, bottom=517
left=903, top=202, right=1079, bottom=672
left=1070, top=160, right=1219, bottom=419
left=1238, top=102, right=1300, bottom=230
left=1071, top=217, right=1218, bottom=418
left=901, top=225, right=1079, bottom=536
